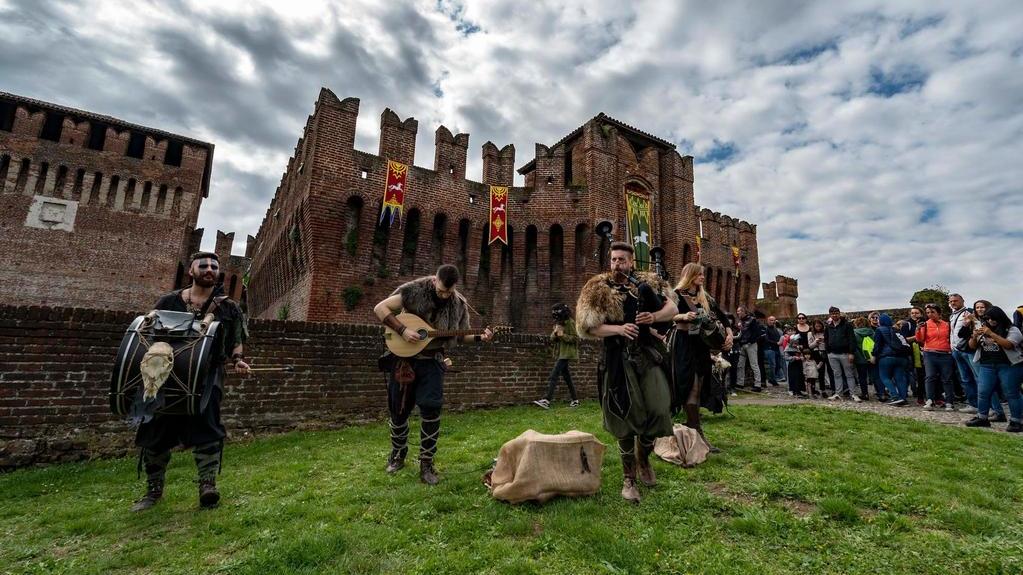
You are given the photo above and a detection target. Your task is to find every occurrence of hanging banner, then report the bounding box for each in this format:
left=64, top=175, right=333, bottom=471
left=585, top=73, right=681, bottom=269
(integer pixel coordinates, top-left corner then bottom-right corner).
left=695, top=234, right=702, bottom=262
left=379, top=160, right=408, bottom=227
left=488, top=185, right=508, bottom=245
left=731, top=246, right=741, bottom=277
left=625, top=189, right=652, bottom=270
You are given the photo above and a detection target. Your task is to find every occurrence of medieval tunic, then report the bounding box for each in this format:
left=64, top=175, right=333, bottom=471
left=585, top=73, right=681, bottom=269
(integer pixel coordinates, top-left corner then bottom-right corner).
left=385, top=276, right=471, bottom=464
left=135, top=289, right=247, bottom=452
left=576, top=271, right=676, bottom=441
left=669, top=290, right=728, bottom=415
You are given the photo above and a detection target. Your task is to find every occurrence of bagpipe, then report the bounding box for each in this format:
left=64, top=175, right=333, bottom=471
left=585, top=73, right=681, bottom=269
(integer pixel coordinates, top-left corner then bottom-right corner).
left=594, top=221, right=671, bottom=338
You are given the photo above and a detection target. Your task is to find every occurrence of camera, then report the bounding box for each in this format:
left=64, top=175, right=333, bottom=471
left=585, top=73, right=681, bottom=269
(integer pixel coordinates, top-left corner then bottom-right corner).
left=551, top=303, right=570, bottom=322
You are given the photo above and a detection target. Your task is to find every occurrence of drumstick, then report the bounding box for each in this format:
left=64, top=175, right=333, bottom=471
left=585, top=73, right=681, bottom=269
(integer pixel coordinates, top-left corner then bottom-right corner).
left=228, top=366, right=295, bottom=373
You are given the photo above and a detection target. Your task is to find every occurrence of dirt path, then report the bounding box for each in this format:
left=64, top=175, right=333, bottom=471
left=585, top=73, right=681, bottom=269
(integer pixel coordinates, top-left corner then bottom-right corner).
left=730, top=384, right=1018, bottom=432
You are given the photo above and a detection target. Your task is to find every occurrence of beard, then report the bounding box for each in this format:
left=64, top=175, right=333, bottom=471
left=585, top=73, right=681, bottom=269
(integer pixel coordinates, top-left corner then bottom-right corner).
left=192, top=273, right=218, bottom=288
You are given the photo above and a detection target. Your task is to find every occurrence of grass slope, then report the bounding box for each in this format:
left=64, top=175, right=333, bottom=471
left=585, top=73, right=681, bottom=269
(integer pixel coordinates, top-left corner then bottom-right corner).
left=2, top=403, right=1022, bottom=575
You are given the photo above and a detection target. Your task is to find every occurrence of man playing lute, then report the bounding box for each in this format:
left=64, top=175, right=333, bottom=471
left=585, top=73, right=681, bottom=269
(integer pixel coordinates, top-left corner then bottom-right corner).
left=374, top=264, right=493, bottom=484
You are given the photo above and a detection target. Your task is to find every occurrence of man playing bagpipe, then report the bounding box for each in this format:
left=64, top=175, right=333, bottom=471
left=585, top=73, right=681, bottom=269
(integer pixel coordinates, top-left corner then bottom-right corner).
left=575, top=242, right=678, bottom=503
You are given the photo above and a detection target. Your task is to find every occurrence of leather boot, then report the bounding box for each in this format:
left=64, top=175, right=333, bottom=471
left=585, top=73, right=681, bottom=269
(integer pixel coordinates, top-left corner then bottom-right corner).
left=198, top=478, right=220, bottom=508
left=419, top=459, right=439, bottom=485
left=685, top=404, right=720, bottom=453
left=620, top=453, right=641, bottom=504
left=131, top=478, right=164, bottom=512
left=385, top=451, right=406, bottom=474
left=636, top=440, right=656, bottom=487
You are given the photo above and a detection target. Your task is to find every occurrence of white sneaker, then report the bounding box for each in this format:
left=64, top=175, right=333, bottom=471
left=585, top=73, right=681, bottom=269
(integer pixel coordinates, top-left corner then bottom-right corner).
left=960, top=406, right=977, bottom=414
left=569, top=400, right=580, bottom=408
left=945, top=403, right=955, bottom=412
left=923, top=400, right=935, bottom=411
left=532, top=399, right=550, bottom=409
left=852, top=395, right=863, bottom=403
left=828, top=394, right=841, bottom=401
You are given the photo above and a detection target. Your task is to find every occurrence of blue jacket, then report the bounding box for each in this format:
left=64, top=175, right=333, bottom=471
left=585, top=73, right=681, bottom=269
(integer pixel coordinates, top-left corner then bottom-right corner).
left=872, top=314, right=906, bottom=359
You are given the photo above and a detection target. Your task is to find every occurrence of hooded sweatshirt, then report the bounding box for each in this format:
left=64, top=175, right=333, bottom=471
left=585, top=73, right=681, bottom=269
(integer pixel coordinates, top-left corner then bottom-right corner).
left=872, top=314, right=908, bottom=359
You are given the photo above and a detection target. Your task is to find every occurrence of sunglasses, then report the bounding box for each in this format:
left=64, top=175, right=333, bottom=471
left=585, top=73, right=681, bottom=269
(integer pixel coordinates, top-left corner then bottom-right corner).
left=797, top=316, right=807, bottom=320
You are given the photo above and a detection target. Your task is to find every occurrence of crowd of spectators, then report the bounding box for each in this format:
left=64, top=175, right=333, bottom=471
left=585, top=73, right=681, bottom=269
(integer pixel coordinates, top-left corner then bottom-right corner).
left=725, top=295, right=1023, bottom=433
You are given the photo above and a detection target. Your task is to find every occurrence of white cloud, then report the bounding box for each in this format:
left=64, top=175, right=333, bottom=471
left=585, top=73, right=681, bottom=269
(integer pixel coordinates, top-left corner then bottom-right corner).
left=1, top=0, right=1020, bottom=313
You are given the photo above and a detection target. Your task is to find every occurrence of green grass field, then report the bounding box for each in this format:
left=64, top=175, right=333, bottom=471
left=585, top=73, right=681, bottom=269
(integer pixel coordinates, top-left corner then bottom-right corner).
left=2, top=402, right=1022, bottom=574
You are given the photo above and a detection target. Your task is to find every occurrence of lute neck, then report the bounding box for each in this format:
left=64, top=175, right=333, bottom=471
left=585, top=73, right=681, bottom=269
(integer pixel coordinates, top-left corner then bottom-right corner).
left=426, top=329, right=482, bottom=338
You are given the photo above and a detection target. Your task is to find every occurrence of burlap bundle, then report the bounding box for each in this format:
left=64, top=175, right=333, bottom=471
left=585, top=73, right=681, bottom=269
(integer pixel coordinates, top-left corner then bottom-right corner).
left=654, top=424, right=710, bottom=468
left=487, top=430, right=606, bottom=504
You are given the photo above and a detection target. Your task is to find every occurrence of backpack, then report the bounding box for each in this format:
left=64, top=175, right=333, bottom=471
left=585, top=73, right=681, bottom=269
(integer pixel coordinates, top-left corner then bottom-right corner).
left=861, top=335, right=875, bottom=359
left=887, top=329, right=911, bottom=356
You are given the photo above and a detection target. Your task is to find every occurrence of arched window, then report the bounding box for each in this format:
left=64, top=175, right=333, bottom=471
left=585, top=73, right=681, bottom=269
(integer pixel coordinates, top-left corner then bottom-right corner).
left=549, top=224, right=564, bottom=296
left=0, top=155, right=10, bottom=192
left=457, top=219, right=471, bottom=282
left=370, top=204, right=391, bottom=277
left=399, top=208, right=421, bottom=276
left=525, top=225, right=538, bottom=290
left=344, top=196, right=363, bottom=257
left=431, top=213, right=447, bottom=269
left=724, top=273, right=733, bottom=311
left=683, top=243, right=692, bottom=265
left=574, top=223, right=590, bottom=274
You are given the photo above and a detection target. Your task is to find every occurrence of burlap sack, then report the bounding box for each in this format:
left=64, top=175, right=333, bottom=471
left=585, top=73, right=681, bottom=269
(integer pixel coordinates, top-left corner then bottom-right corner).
left=487, top=430, right=606, bottom=504
left=654, top=424, right=710, bottom=468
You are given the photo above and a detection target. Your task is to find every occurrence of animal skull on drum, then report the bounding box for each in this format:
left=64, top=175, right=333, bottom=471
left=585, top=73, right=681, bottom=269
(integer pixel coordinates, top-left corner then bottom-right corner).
left=140, top=342, right=175, bottom=401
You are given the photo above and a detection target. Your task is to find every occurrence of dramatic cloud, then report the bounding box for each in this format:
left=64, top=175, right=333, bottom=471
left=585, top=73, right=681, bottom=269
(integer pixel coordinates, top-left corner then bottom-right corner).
left=2, top=0, right=1020, bottom=312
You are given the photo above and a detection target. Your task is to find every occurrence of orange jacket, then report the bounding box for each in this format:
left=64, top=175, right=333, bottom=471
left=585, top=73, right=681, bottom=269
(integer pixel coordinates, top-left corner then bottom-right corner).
left=915, top=319, right=951, bottom=352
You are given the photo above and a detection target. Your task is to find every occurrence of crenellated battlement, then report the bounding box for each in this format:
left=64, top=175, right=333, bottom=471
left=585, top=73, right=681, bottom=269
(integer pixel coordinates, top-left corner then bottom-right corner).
left=0, top=91, right=214, bottom=311
left=0, top=91, right=212, bottom=197
left=247, top=87, right=790, bottom=329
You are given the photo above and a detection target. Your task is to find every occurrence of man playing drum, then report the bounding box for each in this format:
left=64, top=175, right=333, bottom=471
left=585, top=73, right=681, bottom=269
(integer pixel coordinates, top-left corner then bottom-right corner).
left=132, top=251, right=251, bottom=511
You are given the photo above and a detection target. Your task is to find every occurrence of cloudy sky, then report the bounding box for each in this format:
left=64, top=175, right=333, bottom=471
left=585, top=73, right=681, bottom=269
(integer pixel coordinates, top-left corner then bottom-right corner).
left=2, top=0, right=1021, bottom=313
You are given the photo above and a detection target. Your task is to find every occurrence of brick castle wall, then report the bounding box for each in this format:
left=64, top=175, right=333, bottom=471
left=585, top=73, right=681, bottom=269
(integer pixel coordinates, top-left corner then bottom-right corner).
left=0, top=92, right=212, bottom=311
left=246, top=88, right=768, bottom=332
left=0, top=304, right=598, bottom=469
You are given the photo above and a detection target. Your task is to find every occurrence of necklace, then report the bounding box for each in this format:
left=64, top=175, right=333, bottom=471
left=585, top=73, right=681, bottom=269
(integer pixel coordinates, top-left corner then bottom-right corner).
left=184, top=288, right=204, bottom=316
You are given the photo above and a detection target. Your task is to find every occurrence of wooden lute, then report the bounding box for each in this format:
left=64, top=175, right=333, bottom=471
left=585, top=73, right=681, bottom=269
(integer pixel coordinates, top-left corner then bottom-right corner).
left=383, top=313, right=512, bottom=357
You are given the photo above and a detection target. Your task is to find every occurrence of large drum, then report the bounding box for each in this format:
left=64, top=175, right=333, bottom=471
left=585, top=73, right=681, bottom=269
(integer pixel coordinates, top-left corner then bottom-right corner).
left=110, top=310, right=222, bottom=417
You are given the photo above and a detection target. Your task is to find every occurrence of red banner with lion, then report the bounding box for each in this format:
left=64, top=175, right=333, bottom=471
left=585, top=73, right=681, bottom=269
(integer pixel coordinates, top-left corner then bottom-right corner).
left=489, top=186, right=508, bottom=245
left=379, top=160, right=408, bottom=227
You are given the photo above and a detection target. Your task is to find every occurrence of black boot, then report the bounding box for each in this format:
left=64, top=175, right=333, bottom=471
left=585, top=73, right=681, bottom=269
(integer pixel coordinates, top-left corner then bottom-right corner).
left=385, top=451, right=406, bottom=473
left=635, top=439, right=656, bottom=487
left=198, top=478, right=220, bottom=508
left=620, top=453, right=640, bottom=503
left=685, top=404, right=720, bottom=453
left=419, top=458, right=439, bottom=485
left=131, top=478, right=164, bottom=512
left=387, top=418, right=410, bottom=473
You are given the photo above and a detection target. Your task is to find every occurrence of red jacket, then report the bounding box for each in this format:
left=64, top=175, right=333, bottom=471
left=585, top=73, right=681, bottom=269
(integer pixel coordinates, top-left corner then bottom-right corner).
left=915, top=319, right=951, bottom=352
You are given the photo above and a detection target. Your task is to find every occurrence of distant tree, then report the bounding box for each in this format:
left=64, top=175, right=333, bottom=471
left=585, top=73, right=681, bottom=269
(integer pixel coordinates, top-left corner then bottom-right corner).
left=910, top=285, right=950, bottom=315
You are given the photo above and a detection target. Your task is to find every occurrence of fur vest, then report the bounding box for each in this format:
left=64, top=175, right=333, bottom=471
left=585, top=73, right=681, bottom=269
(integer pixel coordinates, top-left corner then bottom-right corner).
left=393, top=276, right=470, bottom=348
left=575, top=271, right=677, bottom=339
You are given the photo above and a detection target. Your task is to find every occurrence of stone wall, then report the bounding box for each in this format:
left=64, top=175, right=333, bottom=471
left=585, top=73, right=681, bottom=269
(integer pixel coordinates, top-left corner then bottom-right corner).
left=0, top=304, right=599, bottom=470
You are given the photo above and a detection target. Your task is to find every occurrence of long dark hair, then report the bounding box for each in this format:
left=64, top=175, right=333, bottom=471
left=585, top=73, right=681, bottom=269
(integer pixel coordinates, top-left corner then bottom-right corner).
left=812, top=319, right=826, bottom=333
left=984, top=306, right=1013, bottom=337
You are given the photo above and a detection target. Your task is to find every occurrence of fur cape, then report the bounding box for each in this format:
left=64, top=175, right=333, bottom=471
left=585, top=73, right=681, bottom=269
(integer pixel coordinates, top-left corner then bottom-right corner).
left=393, top=276, right=470, bottom=348
left=575, top=271, right=677, bottom=339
